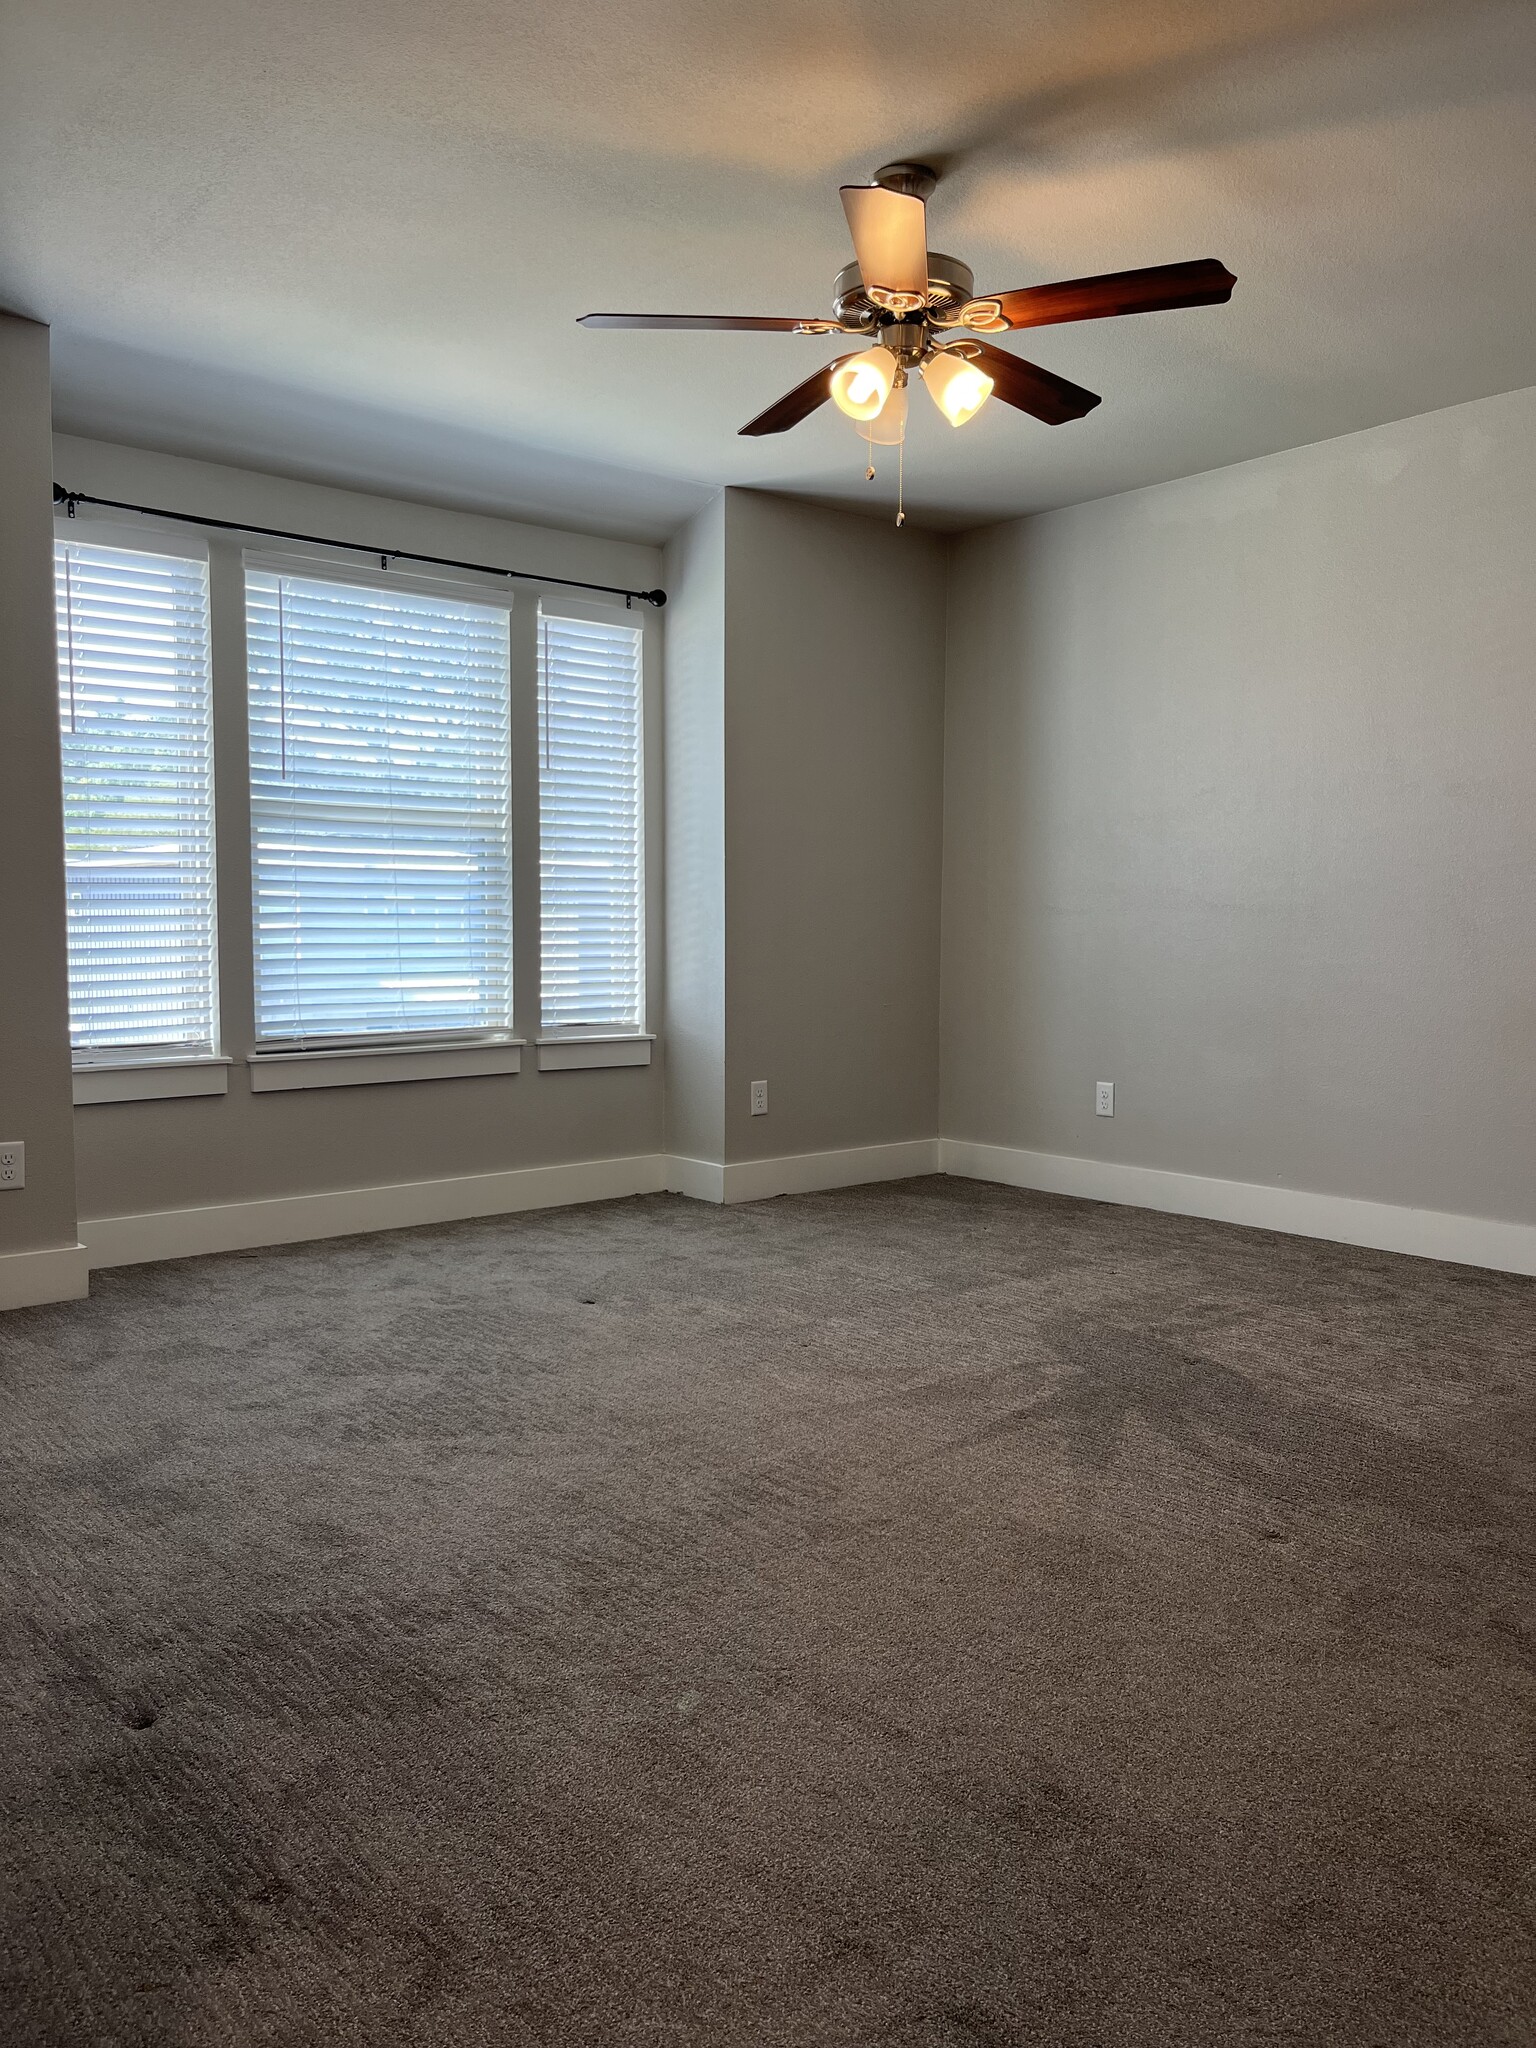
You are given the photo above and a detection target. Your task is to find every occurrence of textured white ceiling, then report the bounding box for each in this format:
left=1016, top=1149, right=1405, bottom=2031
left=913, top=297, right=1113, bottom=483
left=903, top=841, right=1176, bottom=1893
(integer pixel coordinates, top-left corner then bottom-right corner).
left=2, top=0, right=1533, bottom=541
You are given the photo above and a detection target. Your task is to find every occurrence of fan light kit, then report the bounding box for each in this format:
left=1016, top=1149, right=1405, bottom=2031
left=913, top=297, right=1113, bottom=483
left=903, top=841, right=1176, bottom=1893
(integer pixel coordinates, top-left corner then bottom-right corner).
left=581, top=162, right=1236, bottom=524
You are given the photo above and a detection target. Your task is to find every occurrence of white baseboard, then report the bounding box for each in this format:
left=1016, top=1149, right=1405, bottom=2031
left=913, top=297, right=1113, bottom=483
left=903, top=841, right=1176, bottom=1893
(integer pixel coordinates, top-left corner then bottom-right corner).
left=81, top=1143, right=934, bottom=1270
left=720, top=1139, right=940, bottom=1205
left=939, top=1139, right=1536, bottom=1278
left=83, top=1153, right=669, bottom=1269
left=0, top=1241, right=90, bottom=1309
left=666, top=1155, right=727, bottom=1203
left=667, top=1143, right=939, bottom=1206
left=65, top=1134, right=1536, bottom=1283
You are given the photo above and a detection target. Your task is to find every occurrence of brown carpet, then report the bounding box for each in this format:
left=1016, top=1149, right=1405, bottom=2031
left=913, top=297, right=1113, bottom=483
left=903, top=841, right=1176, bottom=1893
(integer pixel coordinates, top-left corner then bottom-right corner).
left=2, top=1176, right=1533, bottom=2046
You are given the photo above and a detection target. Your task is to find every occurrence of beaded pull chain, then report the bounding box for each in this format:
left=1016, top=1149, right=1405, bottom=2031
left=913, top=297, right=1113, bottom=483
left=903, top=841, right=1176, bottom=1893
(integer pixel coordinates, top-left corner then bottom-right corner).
left=860, top=414, right=907, bottom=526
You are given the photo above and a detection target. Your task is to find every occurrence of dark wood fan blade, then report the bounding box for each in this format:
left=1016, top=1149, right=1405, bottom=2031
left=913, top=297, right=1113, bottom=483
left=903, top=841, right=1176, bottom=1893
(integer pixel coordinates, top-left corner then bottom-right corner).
left=985, top=259, right=1236, bottom=330
left=579, top=313, right=841, bottom=331
left=739, top=356, right=858, bottom=436
left=968, top=342, right=1101, bottom=425
left=840, top=186, right=929, bottom=299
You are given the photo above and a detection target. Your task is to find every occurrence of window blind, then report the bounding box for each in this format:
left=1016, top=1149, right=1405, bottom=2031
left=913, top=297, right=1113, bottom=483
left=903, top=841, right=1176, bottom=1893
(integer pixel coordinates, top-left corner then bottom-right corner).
left=537, top=606, right=645, bottom=1034
left=246, top=568, right=512, bottom=1044
left=55, top=537, right=217, bottom=1057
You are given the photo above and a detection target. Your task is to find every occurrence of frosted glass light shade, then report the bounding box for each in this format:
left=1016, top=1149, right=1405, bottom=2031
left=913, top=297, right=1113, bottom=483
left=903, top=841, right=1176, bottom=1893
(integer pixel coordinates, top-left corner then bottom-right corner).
left=830, top=346, right=898, bottom=421
left=923, top=348, right=994, bottom=426
left=864, top=382, right=908, bottom=445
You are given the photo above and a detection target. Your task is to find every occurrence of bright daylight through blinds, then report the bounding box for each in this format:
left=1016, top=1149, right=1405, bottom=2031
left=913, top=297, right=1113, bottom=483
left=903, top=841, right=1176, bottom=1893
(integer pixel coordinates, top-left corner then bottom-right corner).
left=55, top=538, right=217, bottom=1056
left=247, top=569, right=512, bottom=1044
left=538, top=607, right=645, bottom=1034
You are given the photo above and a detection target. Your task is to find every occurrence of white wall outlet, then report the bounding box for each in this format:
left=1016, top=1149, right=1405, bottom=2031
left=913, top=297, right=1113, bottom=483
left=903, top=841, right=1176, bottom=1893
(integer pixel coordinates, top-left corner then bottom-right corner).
left=750, top=1080, right=768, bottom=1117
left=0, top=1142, right=24, bottom=1188
left=1095, top=1082, right=1114, bottom=1118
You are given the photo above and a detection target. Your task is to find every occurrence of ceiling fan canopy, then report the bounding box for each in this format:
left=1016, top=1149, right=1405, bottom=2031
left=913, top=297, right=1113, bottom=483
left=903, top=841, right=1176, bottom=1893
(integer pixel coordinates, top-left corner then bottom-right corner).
left=578, top=160, right=1235, bottom=449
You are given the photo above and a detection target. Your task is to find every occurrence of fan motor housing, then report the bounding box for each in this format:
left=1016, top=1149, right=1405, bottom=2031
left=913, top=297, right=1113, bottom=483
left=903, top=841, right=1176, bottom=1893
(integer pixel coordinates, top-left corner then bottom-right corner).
left=834, top=253, right=975, bottom=332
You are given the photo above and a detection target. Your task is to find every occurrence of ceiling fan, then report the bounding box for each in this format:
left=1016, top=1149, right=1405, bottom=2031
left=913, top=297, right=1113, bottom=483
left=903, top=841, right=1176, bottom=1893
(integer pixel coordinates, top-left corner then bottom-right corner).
left=579, top=162, right=1235, bottom=479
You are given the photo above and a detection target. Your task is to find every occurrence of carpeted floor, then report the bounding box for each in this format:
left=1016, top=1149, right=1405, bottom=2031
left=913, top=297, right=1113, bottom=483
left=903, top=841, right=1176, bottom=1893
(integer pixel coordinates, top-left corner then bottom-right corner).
left=2, top=1176, right=1533, bottom=2047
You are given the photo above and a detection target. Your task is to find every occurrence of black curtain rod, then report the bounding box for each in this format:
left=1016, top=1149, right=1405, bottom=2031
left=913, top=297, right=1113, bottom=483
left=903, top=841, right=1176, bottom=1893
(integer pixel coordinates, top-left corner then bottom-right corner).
left=52, top=485, right=667, bottom=608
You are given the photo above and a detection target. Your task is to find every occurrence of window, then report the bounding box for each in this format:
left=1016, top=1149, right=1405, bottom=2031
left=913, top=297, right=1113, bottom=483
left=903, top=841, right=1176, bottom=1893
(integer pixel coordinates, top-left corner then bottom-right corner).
left=246, top=567, right=512, bottom=1045
left=537, top=604, right=645, bottom=1035
left=55, top=535, right=218, bottom=1060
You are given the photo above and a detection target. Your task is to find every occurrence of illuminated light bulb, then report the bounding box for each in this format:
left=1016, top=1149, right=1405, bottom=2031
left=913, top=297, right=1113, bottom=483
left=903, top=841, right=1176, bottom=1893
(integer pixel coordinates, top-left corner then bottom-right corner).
left=864, top=381, right=908, bottom=446
left=923, top=348, right=995, bottom=426
left=830, top=346, right=898, bottom=422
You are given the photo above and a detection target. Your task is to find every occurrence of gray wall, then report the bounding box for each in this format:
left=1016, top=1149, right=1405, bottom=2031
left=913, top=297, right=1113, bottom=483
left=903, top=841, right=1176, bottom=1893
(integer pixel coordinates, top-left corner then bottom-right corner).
left=942, top=384, right=1536, bottom=1226
left=722, top=491, right=944, bottom=1163
left=49, top=381, right=1536, bottom=1235
left=660, top=489, right=946, bottom=1170
left=57, top=436, right=667, bottom=1221
left=0, top=317, right=79, bottom=1255
left=57, top=449, right=949, bottom=1221
left=661, top=495, right=727, bottom=1165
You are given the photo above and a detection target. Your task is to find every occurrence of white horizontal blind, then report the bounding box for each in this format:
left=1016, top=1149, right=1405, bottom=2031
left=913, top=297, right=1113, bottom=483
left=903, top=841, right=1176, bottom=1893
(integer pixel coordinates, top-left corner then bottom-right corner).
left=246, top=569, right=512, bottom=1044
left=55, top=538, right=217, bottom=1056
left=537, top=605, right=645, bottom=1033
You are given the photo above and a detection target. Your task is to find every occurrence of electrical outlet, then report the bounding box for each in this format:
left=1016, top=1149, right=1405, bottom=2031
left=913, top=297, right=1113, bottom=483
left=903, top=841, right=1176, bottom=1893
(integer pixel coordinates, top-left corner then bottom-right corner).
left=1095, top=1082, right=1114, bottom=1118
left=750, top=1080, right=768, bottom=1117
left=0, top=1142, right=24, bottom=1189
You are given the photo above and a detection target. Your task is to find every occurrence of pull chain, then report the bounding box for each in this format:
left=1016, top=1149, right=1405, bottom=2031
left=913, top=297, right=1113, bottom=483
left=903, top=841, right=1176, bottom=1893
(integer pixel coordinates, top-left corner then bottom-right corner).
left=896, top=435, right=905, bottom=528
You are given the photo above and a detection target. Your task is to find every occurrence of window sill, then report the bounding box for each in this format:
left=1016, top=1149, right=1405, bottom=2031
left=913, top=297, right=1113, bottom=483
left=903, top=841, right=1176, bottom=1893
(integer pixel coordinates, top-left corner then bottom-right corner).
left=74, top=1057, right=232, bottom=1106
left=247, top=1040, right=524, bottom=1092
left=536, top=1035, right=654, bottom=1072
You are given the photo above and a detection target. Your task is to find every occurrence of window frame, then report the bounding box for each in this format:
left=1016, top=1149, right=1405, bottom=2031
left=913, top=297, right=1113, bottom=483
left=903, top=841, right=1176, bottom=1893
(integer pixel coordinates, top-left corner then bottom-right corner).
left=60, top=518, right=658, bottom=1099
left=54, top=518, right=224, bottom=1085
left=535, top=596, right=649, bottom=1050
left=242, top=551, right=518, bottom=1056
